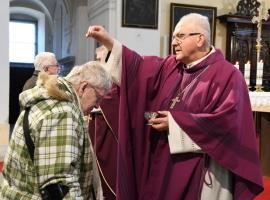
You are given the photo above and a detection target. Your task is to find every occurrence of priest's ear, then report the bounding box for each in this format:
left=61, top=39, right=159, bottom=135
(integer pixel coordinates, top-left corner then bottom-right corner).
left=196, top=34, right=206, bottom=48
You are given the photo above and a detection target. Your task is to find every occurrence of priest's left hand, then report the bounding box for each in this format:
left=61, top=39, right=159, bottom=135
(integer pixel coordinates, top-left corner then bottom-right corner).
left=151, top=111, right=168, bottom=132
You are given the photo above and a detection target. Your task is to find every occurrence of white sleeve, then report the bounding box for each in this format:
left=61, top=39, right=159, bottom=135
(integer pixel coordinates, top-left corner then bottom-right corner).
left=167, top=112, right=202, bottom=154
left=104, top=39, right=122, bottom=85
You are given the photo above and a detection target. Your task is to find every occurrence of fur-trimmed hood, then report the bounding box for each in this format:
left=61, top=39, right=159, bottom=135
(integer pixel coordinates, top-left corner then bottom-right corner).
left=20, top=72, right=76, bottom=109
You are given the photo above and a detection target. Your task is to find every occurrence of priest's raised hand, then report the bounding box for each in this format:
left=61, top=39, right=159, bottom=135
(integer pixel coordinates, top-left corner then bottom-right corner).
left=86, top=25, right=114, bottom=50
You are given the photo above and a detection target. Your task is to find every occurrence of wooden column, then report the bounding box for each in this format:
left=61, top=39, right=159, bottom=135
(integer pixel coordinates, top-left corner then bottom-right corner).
left=260, top=113, right=270, bottom=176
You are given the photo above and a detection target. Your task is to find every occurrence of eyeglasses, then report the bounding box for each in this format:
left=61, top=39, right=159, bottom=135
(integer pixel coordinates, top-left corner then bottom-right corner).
left=172, top=33, right=201, bottom=42
left=43, top=64, right=63, bottom=73
left=44, top=64, right=62, bottom=68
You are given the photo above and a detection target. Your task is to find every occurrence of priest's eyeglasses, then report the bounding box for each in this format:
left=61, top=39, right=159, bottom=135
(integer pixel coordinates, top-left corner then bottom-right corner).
left=172, top=33, right=201, bottom=42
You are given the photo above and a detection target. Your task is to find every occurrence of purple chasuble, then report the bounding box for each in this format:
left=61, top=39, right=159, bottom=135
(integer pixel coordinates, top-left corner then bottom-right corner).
left=89, top=85, right=119, bottom=200
left=117, top=47, right=263, bottom=200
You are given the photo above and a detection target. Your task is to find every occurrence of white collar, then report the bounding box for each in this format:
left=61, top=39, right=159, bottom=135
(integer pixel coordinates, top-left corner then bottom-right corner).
left=186, top=46, right=216, bottom=68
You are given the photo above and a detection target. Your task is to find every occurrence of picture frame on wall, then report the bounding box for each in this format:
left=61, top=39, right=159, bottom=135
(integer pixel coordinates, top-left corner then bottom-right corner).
left=122, top=0, right=159, bottom=29
left=170, top=3, right=217, bottom=53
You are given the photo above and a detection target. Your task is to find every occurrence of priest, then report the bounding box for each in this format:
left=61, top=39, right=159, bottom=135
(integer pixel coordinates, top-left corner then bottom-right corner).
left=89, top=46, right=119, bottom=200
left=88, top=84, right=119, bottom=200
left=86, top=13, right=263, bottom=200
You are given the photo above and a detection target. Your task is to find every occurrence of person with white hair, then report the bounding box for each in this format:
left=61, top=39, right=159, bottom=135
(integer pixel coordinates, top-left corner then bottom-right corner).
left=86, top=13, right=263, bottom=199
left=88, top=45, right=119, bottom=200
left=22, top=52, right=61, bottom=91
left=0, top=61, right=111, bottom=199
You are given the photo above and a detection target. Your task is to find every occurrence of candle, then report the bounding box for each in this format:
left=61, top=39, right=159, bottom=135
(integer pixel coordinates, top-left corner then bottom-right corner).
left=256, top=78, right=262, bottom=86
left=234, top=61, right=239, bottom=69
left=257, top=69, right=263, bottom=78
left=244, top=61, right=250, bottom=71
left=257, top=60, right=264, bottom=70
left=256, top=60, right=264, bottom=86
left=244, top=61, right=250, bottom=86
left=245, top=78, right=250, bottom=86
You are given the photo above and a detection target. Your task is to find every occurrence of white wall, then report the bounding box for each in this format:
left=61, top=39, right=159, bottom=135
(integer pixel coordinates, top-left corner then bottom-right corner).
left=0, top=1, right=9, bottom=123
left=88, top=0, right=245, bottom=57
left=87, top=0, right=161, bottom=57
left=0, top=0, right=9, bottom=160
left=116, top=0, right=160, bottom=56
left=86, top=0, right=111, bottom=62
left=0, top=1, right=9, bottom=125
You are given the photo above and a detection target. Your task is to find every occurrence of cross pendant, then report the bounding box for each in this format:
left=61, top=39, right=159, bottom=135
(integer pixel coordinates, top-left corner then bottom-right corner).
left=170, top=96, right=180, bottom=109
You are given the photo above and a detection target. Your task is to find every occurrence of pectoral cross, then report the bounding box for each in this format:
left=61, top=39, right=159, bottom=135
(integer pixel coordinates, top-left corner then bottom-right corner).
left=170, top=96, right=180, bottom=109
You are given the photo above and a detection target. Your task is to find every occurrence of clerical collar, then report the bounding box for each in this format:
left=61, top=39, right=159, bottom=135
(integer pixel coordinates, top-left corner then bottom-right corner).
left=186, top=46, right=216, bottom=68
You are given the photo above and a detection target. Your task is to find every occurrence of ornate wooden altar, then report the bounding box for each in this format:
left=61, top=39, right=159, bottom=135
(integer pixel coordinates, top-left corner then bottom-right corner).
left=218, top=0, right=270, bottom=90
left=218, top=0, right=270, bottom=176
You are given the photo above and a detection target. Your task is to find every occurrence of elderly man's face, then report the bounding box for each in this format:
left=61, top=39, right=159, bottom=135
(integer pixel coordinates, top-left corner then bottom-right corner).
left=78, top=82, right=105, bottom=115
left=171, top=24, right=203, bottom=64
left=43, top=58, right=61, bottom=75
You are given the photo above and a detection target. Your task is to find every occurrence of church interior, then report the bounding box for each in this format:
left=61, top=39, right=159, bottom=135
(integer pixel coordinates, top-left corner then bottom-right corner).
left=0, top=0, right=270, bottom=199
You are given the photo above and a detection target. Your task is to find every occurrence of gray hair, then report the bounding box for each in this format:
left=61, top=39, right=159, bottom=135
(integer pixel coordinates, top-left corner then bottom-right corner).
left=34, top=52, right=57, bottom=71
left=175, top=13, right=211, bottom=49
left=65, top=61, right=112, bottom=93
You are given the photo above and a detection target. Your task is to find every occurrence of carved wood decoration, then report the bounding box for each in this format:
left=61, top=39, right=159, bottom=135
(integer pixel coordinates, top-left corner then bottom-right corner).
left=218, top=3, right=270, bottom=90
left=219, top=1, right=270, bottom=176
left=236, top=0, right=260, bottom=17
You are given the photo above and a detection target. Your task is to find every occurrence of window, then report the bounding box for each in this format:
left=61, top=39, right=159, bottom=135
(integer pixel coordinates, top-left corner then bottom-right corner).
left=9, top=20, right=37, bottom=63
